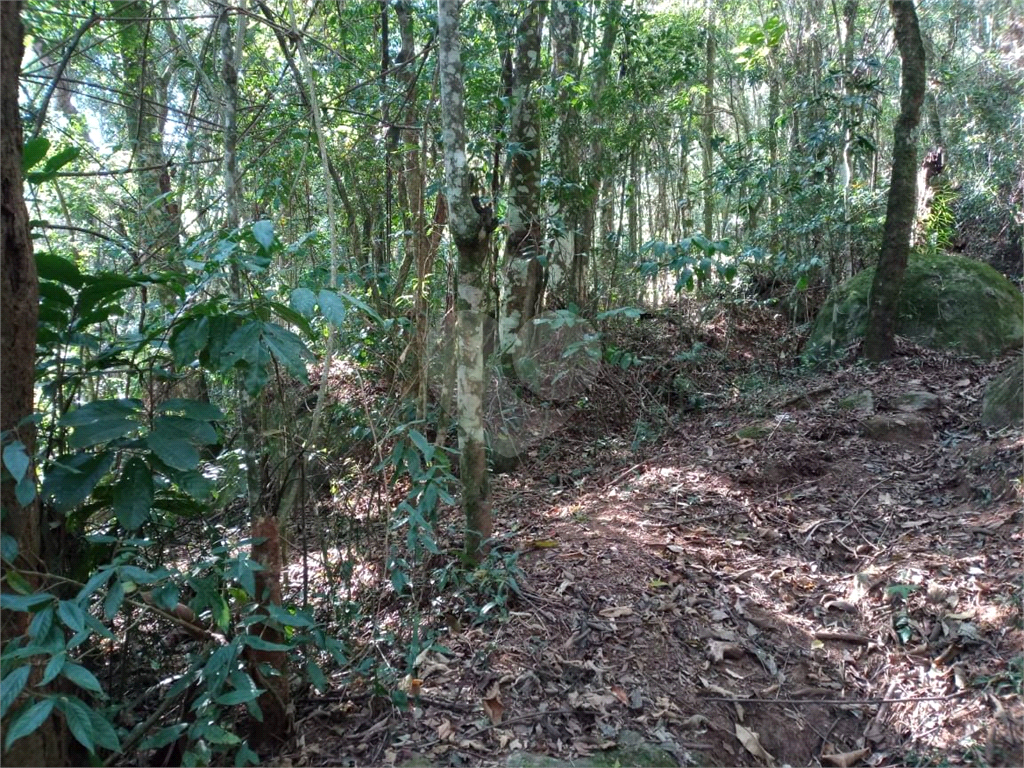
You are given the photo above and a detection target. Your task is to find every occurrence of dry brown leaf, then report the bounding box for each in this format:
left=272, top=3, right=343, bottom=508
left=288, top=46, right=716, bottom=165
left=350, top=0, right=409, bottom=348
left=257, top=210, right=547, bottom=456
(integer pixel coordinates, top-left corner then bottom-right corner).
left=599, top=606, right=634, bottom=618
left=611, top=685, right=629, bottom=705
left=735, top=723, right=775, bottom=764
left=821, top=747, right=870, bottom=766
left=436, top=719, right=454, bottom=741
left=481, top=693, right=504, bottom=725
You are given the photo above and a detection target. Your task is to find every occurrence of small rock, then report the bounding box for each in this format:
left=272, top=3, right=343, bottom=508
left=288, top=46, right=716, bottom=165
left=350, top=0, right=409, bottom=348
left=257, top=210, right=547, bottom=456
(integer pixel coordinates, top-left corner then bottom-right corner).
left=895, top=390, right=940, bottom=412
left=862, top=413, right=933, bottom=445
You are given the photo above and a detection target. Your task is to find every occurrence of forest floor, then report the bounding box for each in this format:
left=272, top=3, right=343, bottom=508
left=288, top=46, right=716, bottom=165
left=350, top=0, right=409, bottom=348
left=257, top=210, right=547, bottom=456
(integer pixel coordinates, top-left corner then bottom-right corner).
left=274, top=302, right=1022, bottom=768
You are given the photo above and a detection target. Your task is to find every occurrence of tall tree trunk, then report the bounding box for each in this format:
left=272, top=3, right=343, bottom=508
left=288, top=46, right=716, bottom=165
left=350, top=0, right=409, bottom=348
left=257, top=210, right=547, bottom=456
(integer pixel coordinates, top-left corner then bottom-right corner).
left=864, top=0, right=926, bottom=362
left=499, top=1, right=547, bottom=354
left=1, top=3, right=70, bottom=765
left=437, top=0, right=494, bottom=564
left=111, top=1, right=182, bottom=285
left=217, top=4, right=291, bottom=748
left=702, top=6, right=716, bottom=241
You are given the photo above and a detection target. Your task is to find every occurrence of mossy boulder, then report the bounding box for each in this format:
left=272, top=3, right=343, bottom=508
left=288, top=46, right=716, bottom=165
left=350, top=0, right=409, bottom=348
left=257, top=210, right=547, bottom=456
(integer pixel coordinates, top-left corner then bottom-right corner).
left=805, top=252, right=1023, bottom=362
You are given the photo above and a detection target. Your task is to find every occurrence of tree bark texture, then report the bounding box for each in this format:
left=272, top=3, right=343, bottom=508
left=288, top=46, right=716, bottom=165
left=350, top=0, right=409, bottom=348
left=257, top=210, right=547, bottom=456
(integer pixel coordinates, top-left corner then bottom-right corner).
left=864, top=0, right=926, bottom=362
left=499, top=1, right=547, bottom=354
left=1, top=2, right=70, bottom=764
left=437, top=0, right=493, bottom=564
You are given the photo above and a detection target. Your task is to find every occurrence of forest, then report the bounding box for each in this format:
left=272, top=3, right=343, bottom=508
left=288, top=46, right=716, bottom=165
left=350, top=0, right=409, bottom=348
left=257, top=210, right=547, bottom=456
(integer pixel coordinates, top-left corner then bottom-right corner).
left=1, top=0, right=1022, bottom=766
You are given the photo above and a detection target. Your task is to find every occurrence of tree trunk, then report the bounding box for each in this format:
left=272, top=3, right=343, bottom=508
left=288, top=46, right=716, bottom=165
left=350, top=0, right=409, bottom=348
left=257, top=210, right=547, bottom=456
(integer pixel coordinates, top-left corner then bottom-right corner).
left=437, top=0, right=493, bottom=564
left=499, top=1, right=547, bottom=355
left=702, top=6, right=716, bottom=241
left=1, top=2, right=70, bottom=764
left=864, top=0, right=926, bottom=362
left=217, top=5, right=292, bottom=748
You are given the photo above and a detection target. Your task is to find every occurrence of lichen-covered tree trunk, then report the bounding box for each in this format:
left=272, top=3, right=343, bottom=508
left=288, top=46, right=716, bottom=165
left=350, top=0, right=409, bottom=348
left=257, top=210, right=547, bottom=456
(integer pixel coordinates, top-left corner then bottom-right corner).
left=438, top=0, right=493, bottom=563
left=499, top=1, right=547, bottom=355
left=217, top=4, right=291, bottom=747
left=0, top=3, right=70, bottom=764
left=864, top=0, right=926, bottom=362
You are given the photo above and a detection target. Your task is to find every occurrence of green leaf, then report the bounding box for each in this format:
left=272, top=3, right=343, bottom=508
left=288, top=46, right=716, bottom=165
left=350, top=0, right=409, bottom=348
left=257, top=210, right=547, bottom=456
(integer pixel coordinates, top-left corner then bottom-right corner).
left=61, top=400, right=141, bottom=449
left=1, top=533, right=18, bottom=564
left=305, top=659, right=328, bottom=693
left=116, top=565, right=164, bottom=585
left=42, top=451, right=115, bottom=513
left=41, top=145, right=81, bottom=174
left=317, top=289, right=347, bottom=326
left=103, top=577, right=125, bottom=620
left=240, top=634, right=290, bottom=652
left=261, top=323, right=313, bottom=383
left=155, top=398, right=223, bottom=422
left=289, top=288, right=317, bottom=318
left=4, top=698, right=55, bottom=751
left=15, top=476, right=36, bottom=506
left=40, top=653, right=66, bottom=686
left=3, top=441, right=31, bottom=483
left=340, top=291, right=383, bottom=323
left=22, top=137, right=50, bottom=172
left=221, top=321, right=264, bottom=369
left=87, top=705, right=121, bottom=751
left=251, top=220, right=275, bottom=251
left=0, top=667, right=31, bottom=719
left=78, top=568, right=113, bottom=601
left=0, top=592, right=54, bottom=614
left=407, top=429, right=434, bottom=463
left=139, top=724, right=186, bottom=752
left=27, top=606, right=54, bottom=640
left=170, top=316, right=210, bottom=367
left=61, top=663, right=105, bottom=695
left=112, top=458, right=153, bottom=530
left=56, top=695, right=95, bottom=754
left=147, top=428, right=200, bottom=472
left=57, top=601, right=86, bottom=634
left=263, top=604, right=314, bottom=627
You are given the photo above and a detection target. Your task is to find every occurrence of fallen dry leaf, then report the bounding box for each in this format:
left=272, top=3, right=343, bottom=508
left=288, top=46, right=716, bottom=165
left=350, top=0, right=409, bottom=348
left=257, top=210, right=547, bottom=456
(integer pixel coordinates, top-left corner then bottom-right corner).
left=735, top=723, right=775, bottom=764
left=611, top=685, right=629, bottom=705
left=822, top=747, right=871, bottom=766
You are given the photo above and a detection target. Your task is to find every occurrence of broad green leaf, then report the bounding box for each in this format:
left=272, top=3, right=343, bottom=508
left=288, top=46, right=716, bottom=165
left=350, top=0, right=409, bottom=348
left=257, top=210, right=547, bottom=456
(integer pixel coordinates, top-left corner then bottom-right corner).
left=103, top=578, right=125, bottom=620
left=0, top=667, right=31, bottom=719
left=62, top=400, right=141, bottom=449
left=317, top=289, right=347, bottom=326
left=42, top=451, right=115, bottom=513
left=40, top=653, right=66, bottom=686
left=139, top=724, right=187, bottom=752
left=261, top=323, right=312, bottom=383
left=66, top=416, right=138, bottom=450
left=1, top=533, right=18, bottom=564
left=264, top=604, right=314, bottom=628
left=289, top=287, right=317, bottom=318
left=240, top=634, right=290, bottom=652
left=27, top=605, right=54, bottom=640
left=15, top=476, right=36, bottom=506
left=22, top=137, right=50, bottom=172
left=5, top=699, right=56, bottom=751
left=87, top=705, right=121, bottom=751
left=251, top=219, right=275, bottom=251
left=147, top=429, right=200, bottom=472
left=305, top=659, right=328, bottom=693
left=57, top=601, right=86, bottom=633
left=221, top=321, right=264, bottom=369
left=153, top=415, right=218, bottom=445
left=112, top=458, right=153, bottom=530
left=155, top=398, right=223, bottom=422
left=340, top=292, right=383, bottom=323
left=38, top=279, right=76, bottom=306
left=3, top=441, right=31, bottom=483
left=56, top=695, right=95, bottom=754
left=41, top=145, right=81, bottom=174
left=61, top=663, right=105, bottom=695
left=170, top=316, right=210, bottom=367
left=116, top=565, right=164, bottom=585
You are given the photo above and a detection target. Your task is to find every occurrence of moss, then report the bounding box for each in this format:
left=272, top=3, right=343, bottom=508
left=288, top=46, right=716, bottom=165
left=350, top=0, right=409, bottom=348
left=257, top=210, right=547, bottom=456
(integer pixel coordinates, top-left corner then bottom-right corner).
left=805, top=253, right=1023, bottom=362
